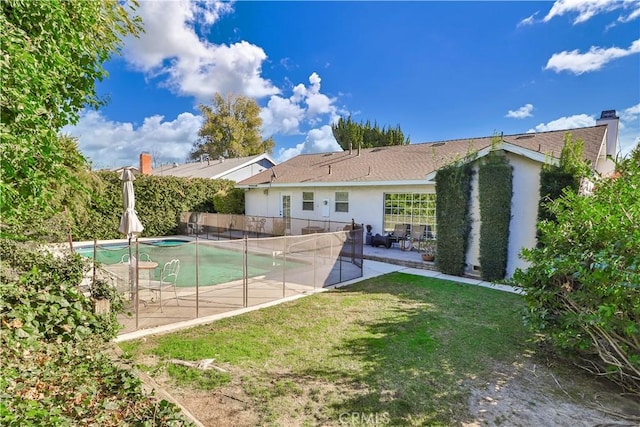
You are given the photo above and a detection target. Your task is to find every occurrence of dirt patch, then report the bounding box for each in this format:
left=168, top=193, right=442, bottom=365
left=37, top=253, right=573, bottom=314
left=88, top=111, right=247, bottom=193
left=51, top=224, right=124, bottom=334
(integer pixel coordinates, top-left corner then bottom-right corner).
left=464, top=360, right=639, bottom=427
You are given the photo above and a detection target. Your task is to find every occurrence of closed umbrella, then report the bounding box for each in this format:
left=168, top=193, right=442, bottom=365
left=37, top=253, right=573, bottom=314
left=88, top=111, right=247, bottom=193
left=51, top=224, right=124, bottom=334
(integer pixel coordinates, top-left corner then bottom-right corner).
left=118, top=168, right=144, bottom=300
left=118, top=168, right=144, bottom=238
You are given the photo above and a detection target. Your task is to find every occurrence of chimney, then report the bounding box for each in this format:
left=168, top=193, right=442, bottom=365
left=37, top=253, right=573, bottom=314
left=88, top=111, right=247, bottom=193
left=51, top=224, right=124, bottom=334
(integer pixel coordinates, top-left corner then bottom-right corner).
left=140, top=152, right=152, bottom=175
left=328, top=165, right=332, bottom=175
left=596, top=110, right=619, bottom=158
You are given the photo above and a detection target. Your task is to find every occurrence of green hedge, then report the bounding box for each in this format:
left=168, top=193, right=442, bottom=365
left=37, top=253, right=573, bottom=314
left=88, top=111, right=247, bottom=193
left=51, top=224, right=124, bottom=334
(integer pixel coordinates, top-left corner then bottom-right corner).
left=435, top=162, right=473, bottom=276
left=478, top=152, right=513, bottom=281
left=70, top=172, right=239, bottom=241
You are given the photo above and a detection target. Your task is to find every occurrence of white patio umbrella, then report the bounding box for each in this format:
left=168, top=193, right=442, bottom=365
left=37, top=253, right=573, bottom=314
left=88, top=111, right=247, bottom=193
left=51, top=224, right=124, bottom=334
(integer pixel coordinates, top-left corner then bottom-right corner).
left=118, top=168, right=144, bottom=299
left=118, top=168, right=144, bottom=238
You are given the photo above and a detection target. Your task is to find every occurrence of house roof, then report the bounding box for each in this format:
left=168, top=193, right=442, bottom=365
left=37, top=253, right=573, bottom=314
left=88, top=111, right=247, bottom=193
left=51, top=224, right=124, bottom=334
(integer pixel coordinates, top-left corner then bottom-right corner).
left=151, top=153, right=276, bottom=179
left=237, top=126, right=606, bottom=187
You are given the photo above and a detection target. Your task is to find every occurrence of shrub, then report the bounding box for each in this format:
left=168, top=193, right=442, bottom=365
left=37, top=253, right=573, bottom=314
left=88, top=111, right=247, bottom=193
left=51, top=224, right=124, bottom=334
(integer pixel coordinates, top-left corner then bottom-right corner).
left=435, top=161, right=473, bottom=276
left=478, top=151, right=513, bottom=281
left=512, top=146, right=640, bottom=393
left=0, top=239, right=193, bottom=425
left=70, top=172, right=237, bottom=241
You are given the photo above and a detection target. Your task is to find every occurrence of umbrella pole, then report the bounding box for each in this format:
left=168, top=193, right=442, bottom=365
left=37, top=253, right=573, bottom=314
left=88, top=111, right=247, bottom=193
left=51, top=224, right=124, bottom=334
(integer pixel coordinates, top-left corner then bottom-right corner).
left=132, top=237, right=139, bottom=330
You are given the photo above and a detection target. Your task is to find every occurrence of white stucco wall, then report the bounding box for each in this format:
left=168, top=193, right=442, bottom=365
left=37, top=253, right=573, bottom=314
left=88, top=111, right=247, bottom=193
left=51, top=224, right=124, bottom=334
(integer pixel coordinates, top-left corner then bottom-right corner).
left=506, top=153, right=541, bottom=277
left=465, top=153, right=541, bottom=278
left=244, top=184, right=435, bottom=236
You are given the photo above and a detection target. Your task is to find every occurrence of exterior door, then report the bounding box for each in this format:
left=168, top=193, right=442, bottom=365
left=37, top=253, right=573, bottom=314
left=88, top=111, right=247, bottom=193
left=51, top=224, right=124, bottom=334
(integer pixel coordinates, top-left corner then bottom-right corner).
left=280, top=193, right=291, bottom=233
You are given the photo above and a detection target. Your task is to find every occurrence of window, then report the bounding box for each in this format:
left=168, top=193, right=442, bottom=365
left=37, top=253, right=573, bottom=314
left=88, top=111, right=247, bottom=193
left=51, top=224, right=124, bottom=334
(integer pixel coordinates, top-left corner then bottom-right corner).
left=384, top=193, right=436, bottom=237
left=335, top=191, right=349, bottom=213
left=302, top=192, right=314, bottom=211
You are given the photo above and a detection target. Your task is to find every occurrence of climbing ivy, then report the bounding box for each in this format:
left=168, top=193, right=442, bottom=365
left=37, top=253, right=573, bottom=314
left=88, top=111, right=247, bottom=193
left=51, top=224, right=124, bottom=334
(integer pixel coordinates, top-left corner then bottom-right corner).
left=538, top=133, right=590, bottom=223
left=435, top=161, right=473, bottom=276
left=478, top=151, right=513, bottom=281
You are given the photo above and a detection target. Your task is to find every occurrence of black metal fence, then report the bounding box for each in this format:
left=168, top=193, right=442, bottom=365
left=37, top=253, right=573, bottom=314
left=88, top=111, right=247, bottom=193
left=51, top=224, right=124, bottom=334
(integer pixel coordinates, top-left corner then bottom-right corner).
left=88, top=221, right=364, bottom=334
left=179, top=212, right=358, bottom=240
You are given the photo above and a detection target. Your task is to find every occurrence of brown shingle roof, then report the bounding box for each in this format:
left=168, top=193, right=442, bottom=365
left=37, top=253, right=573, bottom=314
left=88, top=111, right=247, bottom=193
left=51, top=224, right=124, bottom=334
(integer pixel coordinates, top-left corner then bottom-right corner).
left=238, top=126, right=606, bottom=186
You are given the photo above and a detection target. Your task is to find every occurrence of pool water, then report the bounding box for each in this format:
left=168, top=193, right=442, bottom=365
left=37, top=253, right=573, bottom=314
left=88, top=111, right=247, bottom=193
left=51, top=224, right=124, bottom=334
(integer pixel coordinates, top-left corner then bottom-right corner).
left=76, top=240, right=305, bottom=287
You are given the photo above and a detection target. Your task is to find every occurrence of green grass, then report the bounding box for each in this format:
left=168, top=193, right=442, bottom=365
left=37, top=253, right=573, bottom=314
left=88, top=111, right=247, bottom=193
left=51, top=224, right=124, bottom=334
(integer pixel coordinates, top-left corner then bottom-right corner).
left=120, top=273, right=532, bottom=425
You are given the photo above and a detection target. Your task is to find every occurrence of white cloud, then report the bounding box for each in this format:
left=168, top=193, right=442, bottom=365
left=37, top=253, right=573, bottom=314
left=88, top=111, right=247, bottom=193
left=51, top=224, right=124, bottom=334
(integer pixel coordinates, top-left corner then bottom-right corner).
left=517, top=11, right=539, bottom=27
left=543, top=0, right=625, bottom=24
left=617, top=4, right=640, bottom=23
left=619, top=104, right=640, bottom=156
left=122, top=1, right=279, bottom=101
left=620, top=103, right=640, bottom=122
left=260, top=95, right=306, bottom=137
left=62, top=111, right=202, bottom=169
left=528, top=114, right=596, bottom=133
left=544, top=39, right=640, bottom=74
left=260, top=72, right=340, bottom=137
left=526, top=107, right=639, bottom=157
left=277, top=125, right=341, bottom=162
left=506, top=104, right=534, bottom=119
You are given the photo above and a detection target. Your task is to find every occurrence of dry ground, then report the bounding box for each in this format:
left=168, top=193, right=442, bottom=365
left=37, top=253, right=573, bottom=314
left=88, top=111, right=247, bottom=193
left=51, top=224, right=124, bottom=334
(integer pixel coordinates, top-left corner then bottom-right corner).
left=138, top=354, right=639, bottom=427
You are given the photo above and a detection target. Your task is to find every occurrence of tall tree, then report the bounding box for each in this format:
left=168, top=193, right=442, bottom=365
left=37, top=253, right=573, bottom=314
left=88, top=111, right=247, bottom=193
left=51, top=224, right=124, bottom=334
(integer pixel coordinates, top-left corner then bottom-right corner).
left=331, top=116, right=410, bottom=151
left=191, top=93, right=274, bottom=160
left=0, top=0, right=141, bottom=238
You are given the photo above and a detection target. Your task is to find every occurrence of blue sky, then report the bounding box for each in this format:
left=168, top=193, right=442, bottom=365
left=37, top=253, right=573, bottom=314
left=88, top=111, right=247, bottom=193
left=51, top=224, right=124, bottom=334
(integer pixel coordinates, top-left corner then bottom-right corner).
left=64, top=0, right=640, bottom=169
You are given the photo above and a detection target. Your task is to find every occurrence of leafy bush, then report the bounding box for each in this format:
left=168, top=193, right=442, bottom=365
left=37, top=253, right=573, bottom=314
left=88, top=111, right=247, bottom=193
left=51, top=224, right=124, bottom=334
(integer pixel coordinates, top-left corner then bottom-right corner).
left=213, top=188, right=245, bottom=214
left=435, top=162, right=473, bottom=276
left=0, top=240, right=193, bottom=425
left=70, top=172, right=237, bottom=241
left=538, top=133, right=589, bottom=223
left=478, top=151, right=513, bottom=281
left=512, top=147, right=640, bottom=393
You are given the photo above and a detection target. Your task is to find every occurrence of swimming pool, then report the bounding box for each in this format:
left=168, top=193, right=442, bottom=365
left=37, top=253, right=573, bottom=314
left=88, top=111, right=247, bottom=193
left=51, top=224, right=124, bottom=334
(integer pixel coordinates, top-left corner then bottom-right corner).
left=77, top=239, right=306, bottom=287
left=75, top=238, right=191, bottom=254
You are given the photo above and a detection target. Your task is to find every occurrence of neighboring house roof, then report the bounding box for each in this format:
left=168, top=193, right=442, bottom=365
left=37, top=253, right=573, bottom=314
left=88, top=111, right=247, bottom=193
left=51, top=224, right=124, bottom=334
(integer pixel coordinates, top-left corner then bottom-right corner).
left=152, top=153, right=276, bottom=179
left=237, top=126, right=607, bottom=187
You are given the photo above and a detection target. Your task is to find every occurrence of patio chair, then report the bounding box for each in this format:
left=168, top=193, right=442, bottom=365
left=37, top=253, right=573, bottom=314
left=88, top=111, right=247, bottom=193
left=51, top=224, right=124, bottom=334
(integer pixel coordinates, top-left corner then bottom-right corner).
left=387, top=223, right=410, bottom=248
left=143, top=259, right=180, bottom=312
left=410, top=225, right=427, bottom=251
left=120, top=252, right=151, bottom=264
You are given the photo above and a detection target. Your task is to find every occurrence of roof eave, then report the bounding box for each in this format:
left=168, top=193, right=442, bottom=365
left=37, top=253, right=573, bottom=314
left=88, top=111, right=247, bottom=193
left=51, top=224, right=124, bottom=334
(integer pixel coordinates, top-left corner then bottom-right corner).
left=237, top=179, right=435, bottom=189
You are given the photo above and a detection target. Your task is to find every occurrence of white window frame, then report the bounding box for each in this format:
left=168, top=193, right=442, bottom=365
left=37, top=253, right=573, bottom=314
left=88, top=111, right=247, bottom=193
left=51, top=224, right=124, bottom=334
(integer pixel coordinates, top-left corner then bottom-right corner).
left=335, top=191, right=349, bottom=213
left=302, top=191, right=314, bottom=211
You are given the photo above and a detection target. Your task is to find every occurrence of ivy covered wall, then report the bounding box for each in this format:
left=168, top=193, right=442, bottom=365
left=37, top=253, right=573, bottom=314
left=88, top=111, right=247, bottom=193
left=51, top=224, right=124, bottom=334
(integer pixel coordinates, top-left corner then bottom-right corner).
left=478, top=151, right=513, bottom=281
left=435, top=162, right=473, bottom=276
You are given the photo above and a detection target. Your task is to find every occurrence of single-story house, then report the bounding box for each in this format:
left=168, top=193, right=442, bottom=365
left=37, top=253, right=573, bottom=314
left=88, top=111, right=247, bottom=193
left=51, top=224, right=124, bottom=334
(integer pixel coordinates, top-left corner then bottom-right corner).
left=236, top=110, right=619, bottom=277
left=139, top=152, right=277, bottom=182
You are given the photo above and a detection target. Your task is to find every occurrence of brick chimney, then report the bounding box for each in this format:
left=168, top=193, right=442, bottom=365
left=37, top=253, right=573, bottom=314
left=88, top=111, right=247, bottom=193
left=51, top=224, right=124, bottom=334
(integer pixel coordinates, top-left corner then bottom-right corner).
left=140, top=152, right=152, bottom=175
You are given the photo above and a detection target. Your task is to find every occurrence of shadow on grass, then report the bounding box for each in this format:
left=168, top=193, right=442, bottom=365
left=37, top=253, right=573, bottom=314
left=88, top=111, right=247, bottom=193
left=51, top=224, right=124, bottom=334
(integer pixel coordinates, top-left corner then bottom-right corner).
left=296, top=272, right=531, bottom=425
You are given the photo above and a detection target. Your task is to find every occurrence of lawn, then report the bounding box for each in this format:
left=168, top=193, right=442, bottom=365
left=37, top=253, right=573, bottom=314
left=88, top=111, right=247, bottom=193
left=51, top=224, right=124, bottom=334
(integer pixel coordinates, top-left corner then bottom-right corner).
left=120, top=273, right=532, bottom=425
